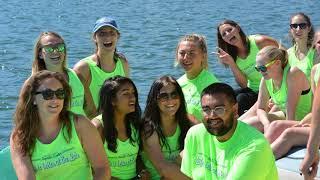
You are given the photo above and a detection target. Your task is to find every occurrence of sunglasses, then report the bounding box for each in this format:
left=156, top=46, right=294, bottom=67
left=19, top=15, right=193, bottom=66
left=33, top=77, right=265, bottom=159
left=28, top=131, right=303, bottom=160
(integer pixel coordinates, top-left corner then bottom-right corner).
left=35, top=88, right=65, bottom=100
left=158, top=91, right=179, bottom=101
left=290, top=23, right=308, bottom=30
left=42, top=44, right=65, bottom=53
left=202, top=106, right=226, bottom=117
left=255, top=60, right=276, bottom=73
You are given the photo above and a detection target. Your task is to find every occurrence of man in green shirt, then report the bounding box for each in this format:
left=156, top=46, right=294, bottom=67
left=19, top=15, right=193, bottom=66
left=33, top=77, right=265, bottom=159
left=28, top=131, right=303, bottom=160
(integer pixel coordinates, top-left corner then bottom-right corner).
left=181, top=82, right=278, bottom=180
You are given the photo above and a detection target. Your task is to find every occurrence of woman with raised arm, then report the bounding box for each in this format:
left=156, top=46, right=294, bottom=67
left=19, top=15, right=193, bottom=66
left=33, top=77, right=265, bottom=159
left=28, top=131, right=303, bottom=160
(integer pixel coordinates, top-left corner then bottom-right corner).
left=91, top=76, right=142, bottom=179
left=10, top=70, right=110, bottom=180
left=176, top=34, right=219, bottom=123
left=140, top=75, right=191, bottom=179
left=32, top=31, right=85, bottom=115
left=217, top=20, right=278, bottom=116
left=74, top=16, right=129, bottom=119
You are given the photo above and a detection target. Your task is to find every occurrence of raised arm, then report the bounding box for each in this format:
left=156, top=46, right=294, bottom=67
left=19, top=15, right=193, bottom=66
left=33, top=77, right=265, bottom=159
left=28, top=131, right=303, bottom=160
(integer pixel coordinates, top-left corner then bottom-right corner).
left=142, top=132, right=189, bottom=179
left=73, top=60, right=97, bottom=119
left=10, top=132, right=36, bottom=180
left=75, top=115, right=111, bottom=180
left=216, top=48, right=248, bottom=88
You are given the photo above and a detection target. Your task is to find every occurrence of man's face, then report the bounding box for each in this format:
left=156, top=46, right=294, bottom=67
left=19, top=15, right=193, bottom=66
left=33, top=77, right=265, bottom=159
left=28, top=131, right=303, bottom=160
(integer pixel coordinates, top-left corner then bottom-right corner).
left=201, top=94, right=237, bottom=137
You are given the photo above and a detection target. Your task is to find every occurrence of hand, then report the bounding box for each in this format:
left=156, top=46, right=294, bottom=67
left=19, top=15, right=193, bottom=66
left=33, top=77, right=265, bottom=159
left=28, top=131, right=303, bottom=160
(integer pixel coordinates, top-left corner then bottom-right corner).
left=213, top=47, right=235, bottom=66
left=138, top=169, right=150, bottom=180
left=300, top=149, right=319, bottom=180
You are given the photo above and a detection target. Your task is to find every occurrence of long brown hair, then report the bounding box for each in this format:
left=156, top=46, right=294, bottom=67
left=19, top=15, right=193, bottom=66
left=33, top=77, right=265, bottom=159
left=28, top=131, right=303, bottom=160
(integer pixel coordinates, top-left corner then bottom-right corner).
left=290, top=12, right=315, bottom=48
left=12, top=70, right=72, bottom=156
left=217, top=19, right=249, bottom=62
left=32, top=32, right=67, bottom=74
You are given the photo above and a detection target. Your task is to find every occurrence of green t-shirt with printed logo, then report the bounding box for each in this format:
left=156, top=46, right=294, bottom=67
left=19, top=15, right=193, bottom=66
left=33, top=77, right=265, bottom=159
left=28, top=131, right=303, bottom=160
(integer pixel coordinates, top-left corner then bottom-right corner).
left=181, top=121, right=278, bottom=180
left=178, top=69, right=219, bottom=122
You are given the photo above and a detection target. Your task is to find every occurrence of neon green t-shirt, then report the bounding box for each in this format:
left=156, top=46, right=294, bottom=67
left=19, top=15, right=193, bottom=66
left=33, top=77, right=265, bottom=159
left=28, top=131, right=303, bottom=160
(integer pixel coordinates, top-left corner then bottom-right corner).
left=31, top=116, right=92, bottom=180
left=141, top=126, right=181, bottom=179
left=288, top=46, right=315, bottom=80
left=181, top=121, right=278, bottom=180
left=178, top=69, right=219, bottom=122
left=265, top=65, right=312, bottom=120
left=236, top=35, right=262, bottom=92
left=96, top=115, right=139, bottom=179
left=67, top=68, right=85, bottom=115
left=84, top=56, right=126, bottom=109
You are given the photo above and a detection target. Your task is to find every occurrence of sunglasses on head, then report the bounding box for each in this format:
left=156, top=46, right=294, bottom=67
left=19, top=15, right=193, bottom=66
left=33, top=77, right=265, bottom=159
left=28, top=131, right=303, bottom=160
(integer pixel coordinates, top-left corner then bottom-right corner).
left=158, top=91, right=179, bottom=101
left=35, top=88, right=65, bottom=100
left=42, top=44, right=65, bottom=53
left=255, top=60, right=276, bottom=73
left=290, top=23, right=308, bottom=30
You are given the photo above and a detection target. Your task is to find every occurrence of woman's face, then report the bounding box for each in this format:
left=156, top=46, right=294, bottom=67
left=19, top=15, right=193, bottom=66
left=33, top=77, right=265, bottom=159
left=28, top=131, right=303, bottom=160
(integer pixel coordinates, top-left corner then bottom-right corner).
left=255, top=54, right=278, bottom=80
left=34, top=77, right=65, bottom=116
left=219, top=24, right=241, bottom=46
left=113, top=82, right=136, bottom=114
left=40, top=35, right=65, bottom=70
left=177, top=40, right=204, bottom=77
left=157, top=83, right=181, bottom=118
left=94, top=26, right=119, bottom=53
left=290, top=15, right=311, bottom=42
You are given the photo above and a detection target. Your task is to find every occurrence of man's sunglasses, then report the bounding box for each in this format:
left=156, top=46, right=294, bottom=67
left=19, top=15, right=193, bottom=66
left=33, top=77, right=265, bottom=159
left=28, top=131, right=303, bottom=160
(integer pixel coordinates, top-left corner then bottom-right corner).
left=35, top=88, right=65, bottom=100
left=255, top=60, right=276, bottom=73
left=290, top=23, right=308, bottom=30
left=42, top=44, right=65, bottom=53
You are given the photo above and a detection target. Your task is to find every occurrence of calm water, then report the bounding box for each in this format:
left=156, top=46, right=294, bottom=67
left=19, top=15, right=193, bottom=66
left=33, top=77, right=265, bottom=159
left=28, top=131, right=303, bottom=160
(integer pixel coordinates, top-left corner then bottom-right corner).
left=0, top=0, right=319, bottom=149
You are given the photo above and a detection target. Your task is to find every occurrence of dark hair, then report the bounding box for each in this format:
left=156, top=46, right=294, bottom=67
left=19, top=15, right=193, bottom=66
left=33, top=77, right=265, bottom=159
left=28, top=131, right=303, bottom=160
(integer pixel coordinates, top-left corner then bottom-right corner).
left=290, top=12, right=315, bottom=48
left=98, top=76, right=141, bottom=153
left=13, top=70, right=71, bottom=156
left=32, top=32, right=67, bottom=74
left=201, top=82, right=237, bottom=104
left=217, top=19, right=250, bottom=63
left=142, top=75, right=191, bottom=152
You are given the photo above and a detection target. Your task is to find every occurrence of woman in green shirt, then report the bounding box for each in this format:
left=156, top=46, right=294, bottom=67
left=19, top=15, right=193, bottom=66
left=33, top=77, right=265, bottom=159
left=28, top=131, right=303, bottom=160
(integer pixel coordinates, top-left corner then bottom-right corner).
left=91, top=76, right=142, bottom=179
left=140, top=75, right=191, bottom=179
left=216, top=19, right=278, bottom=116
left=10, top=70, right=109, bottom=180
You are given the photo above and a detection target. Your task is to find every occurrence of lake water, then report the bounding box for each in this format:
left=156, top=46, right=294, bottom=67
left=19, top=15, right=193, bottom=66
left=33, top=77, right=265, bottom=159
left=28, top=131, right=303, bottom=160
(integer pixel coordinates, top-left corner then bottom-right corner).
left=0, top=0, right=319, bottom=149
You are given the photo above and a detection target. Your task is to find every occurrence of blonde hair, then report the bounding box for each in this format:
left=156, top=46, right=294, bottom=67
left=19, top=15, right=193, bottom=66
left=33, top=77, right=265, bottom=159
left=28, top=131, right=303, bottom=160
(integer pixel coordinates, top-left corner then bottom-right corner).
left=175, top=34, right=208, bottom=69
left=258, top=45, right=288, bottom=69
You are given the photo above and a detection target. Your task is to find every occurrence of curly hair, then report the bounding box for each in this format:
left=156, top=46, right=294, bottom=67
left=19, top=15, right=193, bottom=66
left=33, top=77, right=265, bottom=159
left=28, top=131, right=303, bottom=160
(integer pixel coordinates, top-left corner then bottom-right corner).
left=12, top=70, right=72, bottom=156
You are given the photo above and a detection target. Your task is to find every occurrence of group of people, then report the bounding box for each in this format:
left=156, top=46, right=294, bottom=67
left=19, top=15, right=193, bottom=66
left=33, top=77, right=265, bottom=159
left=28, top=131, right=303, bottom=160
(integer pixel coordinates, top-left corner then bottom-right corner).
left=7, top=12, right=320, bottom=180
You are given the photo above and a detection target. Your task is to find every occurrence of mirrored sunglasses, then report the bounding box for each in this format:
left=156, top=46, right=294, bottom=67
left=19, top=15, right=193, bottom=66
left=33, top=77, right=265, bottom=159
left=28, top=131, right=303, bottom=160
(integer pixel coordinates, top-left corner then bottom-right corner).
left=42, top=44, right=65, bottom=53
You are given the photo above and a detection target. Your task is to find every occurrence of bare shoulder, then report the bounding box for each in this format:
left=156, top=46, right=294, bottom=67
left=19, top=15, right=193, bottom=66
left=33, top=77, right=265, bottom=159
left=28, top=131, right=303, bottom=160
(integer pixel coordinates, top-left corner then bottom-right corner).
left=74, top=114, right=95, bottom=132
left=117, top=53, right=130, bottom=77
left=254, top=35, right=278, bottom=49
left=288, top=67, right=306, bottom=82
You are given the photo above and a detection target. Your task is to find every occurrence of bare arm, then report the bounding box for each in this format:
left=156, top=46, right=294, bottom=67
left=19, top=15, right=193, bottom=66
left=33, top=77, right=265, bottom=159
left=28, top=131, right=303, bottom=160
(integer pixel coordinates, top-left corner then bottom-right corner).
left=73, top=60, right=97, bottom=119
left=300, top=78, right=320, bottom=179
left=75, top=115, right=111, bottom=180
left=255, top=35, right=279, bottom=49
left=216, top=48, right=248, bottom=88
left=10, top=132, right=36, bottom=180
left=142, top=132, right=189, bottom=179
left=256, top=78, right=271, bottom=128
left=286, top=68, right=310, bottom=120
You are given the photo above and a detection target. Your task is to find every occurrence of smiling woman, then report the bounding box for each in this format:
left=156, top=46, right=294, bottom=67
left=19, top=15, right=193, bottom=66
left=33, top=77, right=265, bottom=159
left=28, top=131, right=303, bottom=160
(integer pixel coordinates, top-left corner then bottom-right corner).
left=32, top=32, right=85, bottom=115
left=73, top=16, right=130, bottom=119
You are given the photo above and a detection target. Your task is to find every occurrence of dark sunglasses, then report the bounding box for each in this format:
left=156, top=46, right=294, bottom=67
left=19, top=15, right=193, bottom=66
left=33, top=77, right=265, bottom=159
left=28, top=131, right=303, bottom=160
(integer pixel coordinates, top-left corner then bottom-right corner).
left=158, top=91, right=179, bottom=101
left=35, top=88, right=65, bottom=100
left=42, top=44, right=65, bottom=53
left=290, top=23, right=308, bottom=30
left=255, top=60, right=276, bottom=73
